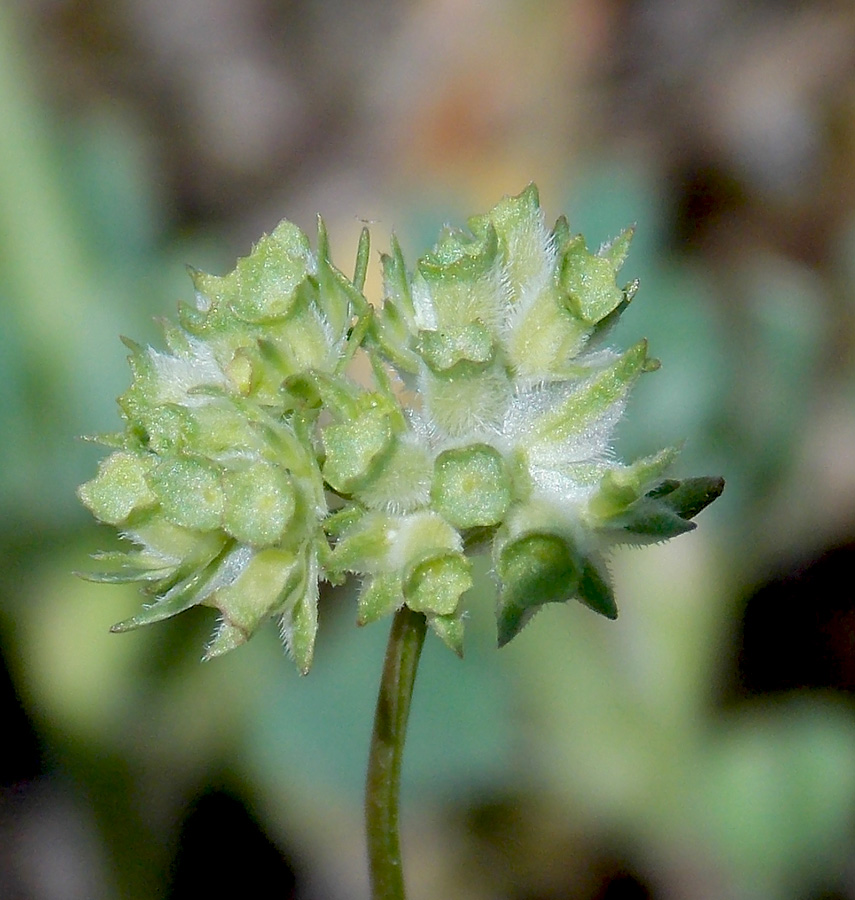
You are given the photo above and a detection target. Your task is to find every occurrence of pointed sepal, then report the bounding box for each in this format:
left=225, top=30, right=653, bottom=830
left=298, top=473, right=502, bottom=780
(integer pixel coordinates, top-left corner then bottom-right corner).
left=427, top=612, right=465, bottom=657
left=495, top=532, right=581, bottom=647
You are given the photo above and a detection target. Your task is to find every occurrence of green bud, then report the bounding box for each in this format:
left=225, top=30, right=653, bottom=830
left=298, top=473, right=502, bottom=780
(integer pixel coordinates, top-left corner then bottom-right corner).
left=601, top=476, right=725, bottom=542
left=496, top=533, right=581, bottom=647
left=650, top=476, right=726, bottom=520
left=191, top=220, right=313, bottom=324
left=559, top=230, right=632, bottom=326
left=493, top=497, right=620, bottom=644
left=404, top=552, right=472, bottom=617
left=586, top=447, right=679, bottom=521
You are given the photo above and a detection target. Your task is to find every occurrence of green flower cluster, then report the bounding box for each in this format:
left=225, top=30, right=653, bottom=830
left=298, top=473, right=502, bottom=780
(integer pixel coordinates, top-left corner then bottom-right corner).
left=79, top=186, right=722, bottom=671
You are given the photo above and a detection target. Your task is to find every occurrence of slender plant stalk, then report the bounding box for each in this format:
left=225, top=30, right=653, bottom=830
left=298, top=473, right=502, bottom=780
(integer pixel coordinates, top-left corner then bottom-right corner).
left=365, top=606, right=428, bottom=900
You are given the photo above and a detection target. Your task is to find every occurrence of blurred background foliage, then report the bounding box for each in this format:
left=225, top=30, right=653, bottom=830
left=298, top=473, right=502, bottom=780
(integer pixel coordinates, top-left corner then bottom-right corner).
left=2, top=0, right=855, bottom=898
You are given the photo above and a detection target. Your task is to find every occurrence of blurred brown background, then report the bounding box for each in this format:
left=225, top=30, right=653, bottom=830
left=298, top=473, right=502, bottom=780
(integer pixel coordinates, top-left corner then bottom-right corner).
left=2, top=1, right=855, bottom=898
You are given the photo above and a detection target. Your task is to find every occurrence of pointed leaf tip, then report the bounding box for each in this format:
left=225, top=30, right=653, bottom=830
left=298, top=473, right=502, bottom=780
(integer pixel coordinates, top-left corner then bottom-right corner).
left=654, top=476, right=725, bottom=521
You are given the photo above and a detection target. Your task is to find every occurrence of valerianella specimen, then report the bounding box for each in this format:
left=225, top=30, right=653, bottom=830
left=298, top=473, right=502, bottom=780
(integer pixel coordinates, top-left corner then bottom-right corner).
left=79, top=186, right=722, bottom=672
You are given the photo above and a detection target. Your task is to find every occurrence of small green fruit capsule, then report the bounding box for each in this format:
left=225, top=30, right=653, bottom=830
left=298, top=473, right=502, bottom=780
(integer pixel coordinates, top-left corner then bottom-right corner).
left=149, top=457, right=224, bottom=532
left=432, top=443, right=512, bottom=529
left=222, top=462, right=297, bottom=546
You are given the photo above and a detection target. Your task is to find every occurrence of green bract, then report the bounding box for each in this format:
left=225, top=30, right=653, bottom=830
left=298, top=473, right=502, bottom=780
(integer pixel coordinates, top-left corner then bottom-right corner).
left=79, top=186, right=722, bottom=672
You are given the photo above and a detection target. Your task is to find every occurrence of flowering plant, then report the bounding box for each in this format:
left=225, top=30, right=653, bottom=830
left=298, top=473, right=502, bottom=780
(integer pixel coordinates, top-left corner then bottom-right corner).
left=79, top=185, right=722, bottom=898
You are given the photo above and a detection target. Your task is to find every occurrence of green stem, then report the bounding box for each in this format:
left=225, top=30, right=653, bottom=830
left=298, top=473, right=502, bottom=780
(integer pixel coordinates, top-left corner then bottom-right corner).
left=365, top=606, right=427, bottom=900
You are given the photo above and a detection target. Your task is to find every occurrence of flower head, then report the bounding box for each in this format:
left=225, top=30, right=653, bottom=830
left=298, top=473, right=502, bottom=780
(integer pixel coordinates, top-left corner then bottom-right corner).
left=79, top=186, right=722, bottom=670
left=368, top=184, right=722, bottom=645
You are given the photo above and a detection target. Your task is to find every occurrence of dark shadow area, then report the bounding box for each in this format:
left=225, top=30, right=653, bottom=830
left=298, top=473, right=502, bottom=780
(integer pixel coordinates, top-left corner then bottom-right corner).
left=0, top=645, right=42, bottom=788
left=594, top=870, right=653, bottom=900
left=167, top=787, right=298, bottom=899
left=733, top=542, right=855, bottom=699
left=455, top=792, right=659, bottom=900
